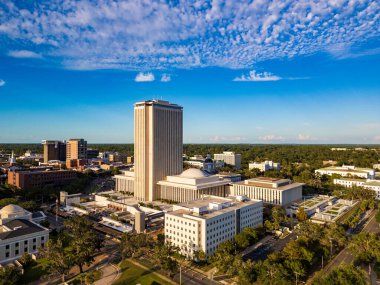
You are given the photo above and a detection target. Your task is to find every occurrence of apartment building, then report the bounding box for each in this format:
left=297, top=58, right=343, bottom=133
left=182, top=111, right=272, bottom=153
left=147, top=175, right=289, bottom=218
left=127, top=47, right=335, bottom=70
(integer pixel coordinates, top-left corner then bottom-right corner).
left=249, top=161, right=280, bottom=172
left=315, top=165, right=375, bottom=179
left=42, top=140, right=66, bottom=163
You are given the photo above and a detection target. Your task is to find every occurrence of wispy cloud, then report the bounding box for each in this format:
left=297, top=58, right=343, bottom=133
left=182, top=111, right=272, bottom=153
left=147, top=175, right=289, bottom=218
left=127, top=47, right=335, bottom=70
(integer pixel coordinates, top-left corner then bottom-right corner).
left=135, top=72, right=155, bottom=82
left=233, top=70, right=281, bottom=82
left=0, top=1, right=378, bottom=70
left=0, top=79, right=5, bottom=87
left=160, top=74, right=171, bottom=82
left=209, top=136, right=248, bottom=142
left=8, top=50, right=42, bottom=59
left=259, top=135, right=285, bottom=141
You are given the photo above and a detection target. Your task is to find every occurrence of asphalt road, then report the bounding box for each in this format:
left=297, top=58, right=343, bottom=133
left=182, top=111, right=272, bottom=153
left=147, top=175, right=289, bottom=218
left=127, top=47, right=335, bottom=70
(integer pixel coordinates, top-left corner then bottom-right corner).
left=243, top=232, right=297, bottom=261
left=323, top=210, right=379, bottom=275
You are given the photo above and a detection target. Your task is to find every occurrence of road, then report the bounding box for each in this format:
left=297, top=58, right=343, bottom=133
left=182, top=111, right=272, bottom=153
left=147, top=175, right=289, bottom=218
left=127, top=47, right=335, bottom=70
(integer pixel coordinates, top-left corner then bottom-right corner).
left=243, top=232, right=297, bottom=261
left=323, top=210, right=379, bottom=275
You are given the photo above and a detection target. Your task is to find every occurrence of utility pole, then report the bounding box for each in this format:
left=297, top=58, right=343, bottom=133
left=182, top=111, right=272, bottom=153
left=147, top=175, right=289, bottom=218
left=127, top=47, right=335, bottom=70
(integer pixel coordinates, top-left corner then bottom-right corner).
left=179, top=264, right=182, bottom=285
left=55, top=198, right=58, bottom=222
left=321, top=255, right=324, bottom=269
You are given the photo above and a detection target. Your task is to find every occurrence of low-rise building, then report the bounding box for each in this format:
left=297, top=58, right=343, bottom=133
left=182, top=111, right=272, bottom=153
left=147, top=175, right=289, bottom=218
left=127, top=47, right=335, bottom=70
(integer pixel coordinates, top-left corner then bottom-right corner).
left=323, top=160, right=338, bottom=166
left=334, top=178, right=380, bottom=200
left=115, top=170, right=135, bottom=193
left=158, top=168, right=231, bottom=203
left=165, top=195, right=263, bottom=258
left=213, top=152, right=241, bottom=170
left=248, top=161, right=280, bottom=172
left=0, top=205, right=49, bottom=264
left=7, top=170, right=76, bottom=190
left=315, top=165, right=375, bottom=179
left=374, top=164, right=380, bottom=171
left=231, top=177, right=303, bottom=206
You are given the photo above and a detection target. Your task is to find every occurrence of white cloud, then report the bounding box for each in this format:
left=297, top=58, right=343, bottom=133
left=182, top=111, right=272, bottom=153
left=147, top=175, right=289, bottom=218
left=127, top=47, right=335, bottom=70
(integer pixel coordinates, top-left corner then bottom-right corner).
left=0, top=1, right=379, bottom=70
left=0, top=79, right=5, bottom=87
left=374, top=135, right=380, bottom=142
left=259, top=135, right=285, bottom=141
left=161, top=74, right=171, bottom=82
left=209, top=136, right=248, bottom=142
left=8, top=50, right=42, bottom=59
left=233, top=70, right=281, bottom=82
left=135, top=72, right=155, bottom=82
left=297, top=134, right=314, bottom=141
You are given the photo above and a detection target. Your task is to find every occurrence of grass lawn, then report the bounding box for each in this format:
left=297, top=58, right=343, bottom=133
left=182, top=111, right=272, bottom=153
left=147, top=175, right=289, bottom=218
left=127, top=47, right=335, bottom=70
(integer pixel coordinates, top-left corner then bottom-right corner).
left=19, top=258, right=49, bottom=284
left=113, top=260, right=171, bottom=285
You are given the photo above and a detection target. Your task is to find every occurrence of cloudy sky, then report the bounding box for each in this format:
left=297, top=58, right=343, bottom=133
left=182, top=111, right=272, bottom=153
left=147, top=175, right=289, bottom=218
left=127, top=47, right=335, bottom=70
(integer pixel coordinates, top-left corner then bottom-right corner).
left=0, top=0, right=379, bottom=143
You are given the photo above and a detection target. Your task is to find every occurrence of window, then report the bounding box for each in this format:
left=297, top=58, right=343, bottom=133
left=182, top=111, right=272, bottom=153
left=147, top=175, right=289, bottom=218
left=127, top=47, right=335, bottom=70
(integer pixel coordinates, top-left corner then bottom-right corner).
left=24, top=240, right=28, bottom=245
left=41, top=236, right=45, bottom=241
left=15, top=242, right=19, bottom=247
left=24, top=248, right=28, bottom=252
left=6, top=245, right=9, bottom=250
left=33, top=238, right=36, bottom=243
left=5, top=253, right=9, bottom=258
left=15, top=250, right=19, bottom=255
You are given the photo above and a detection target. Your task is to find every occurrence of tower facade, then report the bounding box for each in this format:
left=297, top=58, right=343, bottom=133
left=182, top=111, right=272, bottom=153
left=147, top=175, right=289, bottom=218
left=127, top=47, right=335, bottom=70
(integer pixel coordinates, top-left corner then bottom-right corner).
left=42, top=140, right=66, bottom=163
left=66, top=139, right=87, bottom=161
left=134, top=100, right=183, bottom=201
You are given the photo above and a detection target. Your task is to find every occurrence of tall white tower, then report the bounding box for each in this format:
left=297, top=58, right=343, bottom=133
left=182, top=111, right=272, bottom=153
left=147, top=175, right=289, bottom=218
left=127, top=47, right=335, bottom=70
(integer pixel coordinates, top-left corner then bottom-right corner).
left=134, top=100, right=183, bottom=201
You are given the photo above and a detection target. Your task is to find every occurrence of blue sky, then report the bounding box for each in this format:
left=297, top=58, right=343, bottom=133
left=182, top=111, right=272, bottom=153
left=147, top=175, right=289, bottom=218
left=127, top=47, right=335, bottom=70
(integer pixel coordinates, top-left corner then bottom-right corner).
left=0, top=0, right=379, bottom=144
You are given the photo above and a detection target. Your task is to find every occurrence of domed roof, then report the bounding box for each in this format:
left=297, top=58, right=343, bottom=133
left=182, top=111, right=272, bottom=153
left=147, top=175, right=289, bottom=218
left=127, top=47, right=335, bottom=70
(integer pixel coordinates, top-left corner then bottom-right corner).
left=180, top=168, right=209, bottom=178
left=0, top=204, right=25, bottom=215
left=204, top=157, right=213, bottom=163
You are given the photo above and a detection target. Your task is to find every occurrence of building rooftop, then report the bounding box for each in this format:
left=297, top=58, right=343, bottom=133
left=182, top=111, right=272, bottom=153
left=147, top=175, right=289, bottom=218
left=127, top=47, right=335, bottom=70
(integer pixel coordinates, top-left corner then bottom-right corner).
left=169, top=196, right=261, bottom=220
left=0, top=219, right=46, bottom=240
left=235, top=177, right=304, bottom=190
left=134, top=100, right=182, bottom=109
left=317, top=166, right=374, bottom=173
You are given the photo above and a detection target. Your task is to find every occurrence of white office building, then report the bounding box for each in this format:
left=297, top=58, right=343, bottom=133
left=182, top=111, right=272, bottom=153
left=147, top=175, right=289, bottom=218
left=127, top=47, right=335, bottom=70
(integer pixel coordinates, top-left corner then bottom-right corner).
left=315, top=165, right=375, bottom=179
left=249, top=161, right=281, bottom=172
left=231, top=177, right=303, bottom=206
left=0, top=205, right=49, bottom=264
left=334, top=178, right=380, bottom=200
left=213, top=152, right=241, bottom=170
left=164, top=196, right=263, bottom=258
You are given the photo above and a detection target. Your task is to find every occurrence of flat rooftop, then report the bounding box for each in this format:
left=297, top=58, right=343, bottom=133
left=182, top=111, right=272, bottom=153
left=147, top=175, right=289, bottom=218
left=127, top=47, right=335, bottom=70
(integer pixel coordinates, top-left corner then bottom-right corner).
left=317, top=166, right=373, bottom=173
left=235, top=177, right=303, bottom=190
left=169, top=196, right=261, bottom=220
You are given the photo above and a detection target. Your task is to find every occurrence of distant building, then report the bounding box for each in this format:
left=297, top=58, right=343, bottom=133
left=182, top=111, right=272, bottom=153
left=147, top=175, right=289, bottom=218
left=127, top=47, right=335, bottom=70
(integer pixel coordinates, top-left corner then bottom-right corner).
left=334, top=178, right=380, bottom=200
left=60, top=191, right=81, bottom=206
left=8, top=170, right=76, bottom=190
left=8, top=151, right=16, bottom=165
left=134, top=100, right=183, bottom=201
left=217, top=172, right=241, bottom=182
left=249, top=161, right=280, bottom=172
left=184, top=154, right=223, bottom=173
left=0, top=204, right=49, bottom=264
left=322, top=160, right=338, bottom=166
left=66, top=139, right=87, bottom=162
left=374, top=164, right=380, bottom=171
left=231, top=177, right=303, bottom=206
left=42, top=140, right=66, bottom=163
left=86, top=149, right=99, bottom=159
left=158, top=168, right=231, bottom=203
left=109, top=153, right=132, bottom=163
left=331, top=148, right=347, bottom=151
left=315, top=165, right=375, bottom=179
left=214, top=152, right=241, bottom=170
left=66, top=159, right=86, bottom=169
left=165, top=195, right=263, bottom=258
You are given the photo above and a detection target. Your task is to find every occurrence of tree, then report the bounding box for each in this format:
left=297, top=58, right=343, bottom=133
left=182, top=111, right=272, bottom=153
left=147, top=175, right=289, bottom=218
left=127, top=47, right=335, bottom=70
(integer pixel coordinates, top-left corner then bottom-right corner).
left=18, top=252, right=34, bottom=267
left=120, top=232, right=150, bottom=258
left=41, top=238, right=72, bottom=282
left=348, top=232, right=380, bottom=265
left=296, top=207, right=308, bottom=222
left=237, top=259, right=257, bottom=285
left=0, top=266, right=21, bottom=285
left=64, top=216, right=101, bottom=273
left=313, top=264, right=367, bottom=285
left=211, top=240, right=236, bottom=273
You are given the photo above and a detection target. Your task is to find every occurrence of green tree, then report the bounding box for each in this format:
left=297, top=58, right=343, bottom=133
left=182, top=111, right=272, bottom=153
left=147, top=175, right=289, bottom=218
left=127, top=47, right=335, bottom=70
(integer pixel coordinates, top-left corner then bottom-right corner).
left=312, top=264, right=367, bottom=285
left=64, top=216, right=101, bottom=273
left=348, top=232, right=380, bottom=264
left=41, top=238, right=72, bottom=282
left=18, top=252, right=34, bottom=267
left=0, top=266, right=21, bottom=285
left=296, top=207, right=308, bottom=222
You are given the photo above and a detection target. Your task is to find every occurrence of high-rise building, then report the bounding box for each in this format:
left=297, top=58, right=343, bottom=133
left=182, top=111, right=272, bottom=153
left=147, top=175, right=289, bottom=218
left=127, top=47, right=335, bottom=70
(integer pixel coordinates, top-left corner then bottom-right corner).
left=42, top=140, right=66, bottom=163
left=213, top=151, right=241, bottom=170
left=66, top=139, right=87, bottom=161
left=134, top=100, right=183, bottom=201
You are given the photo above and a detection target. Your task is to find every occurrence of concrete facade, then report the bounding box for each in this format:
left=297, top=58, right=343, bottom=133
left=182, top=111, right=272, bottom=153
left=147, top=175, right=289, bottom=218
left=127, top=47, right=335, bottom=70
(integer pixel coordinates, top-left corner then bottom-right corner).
left=213, top=152, right=241, bottom=170
left=231, top=177, right=303, bottom=206
left=165, top=196, right=263, bottom=258
left=134, top=100, right=183, bottom=201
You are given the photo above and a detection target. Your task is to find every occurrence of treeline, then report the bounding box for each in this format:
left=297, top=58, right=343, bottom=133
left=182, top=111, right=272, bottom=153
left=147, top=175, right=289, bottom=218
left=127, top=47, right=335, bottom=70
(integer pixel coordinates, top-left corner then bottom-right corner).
left=1, top=144, right=378, bottom=168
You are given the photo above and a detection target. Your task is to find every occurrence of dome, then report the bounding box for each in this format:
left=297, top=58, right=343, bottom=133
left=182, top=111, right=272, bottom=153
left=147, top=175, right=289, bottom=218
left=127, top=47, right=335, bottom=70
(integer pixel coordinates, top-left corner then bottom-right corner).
left=204, top=158, right=213, bottom=163
left=0, top=204, right=26, bottom=216
left=180, top=168, right=209, bottom=178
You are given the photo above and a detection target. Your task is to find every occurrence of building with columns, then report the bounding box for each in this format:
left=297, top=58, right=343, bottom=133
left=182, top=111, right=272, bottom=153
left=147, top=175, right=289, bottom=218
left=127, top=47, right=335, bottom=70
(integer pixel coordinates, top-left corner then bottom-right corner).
left=134, top=100, right=183, bottom=201
left=158, top=168, right=231, bottom=203
left=231, top=177, right=303, bottom=206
